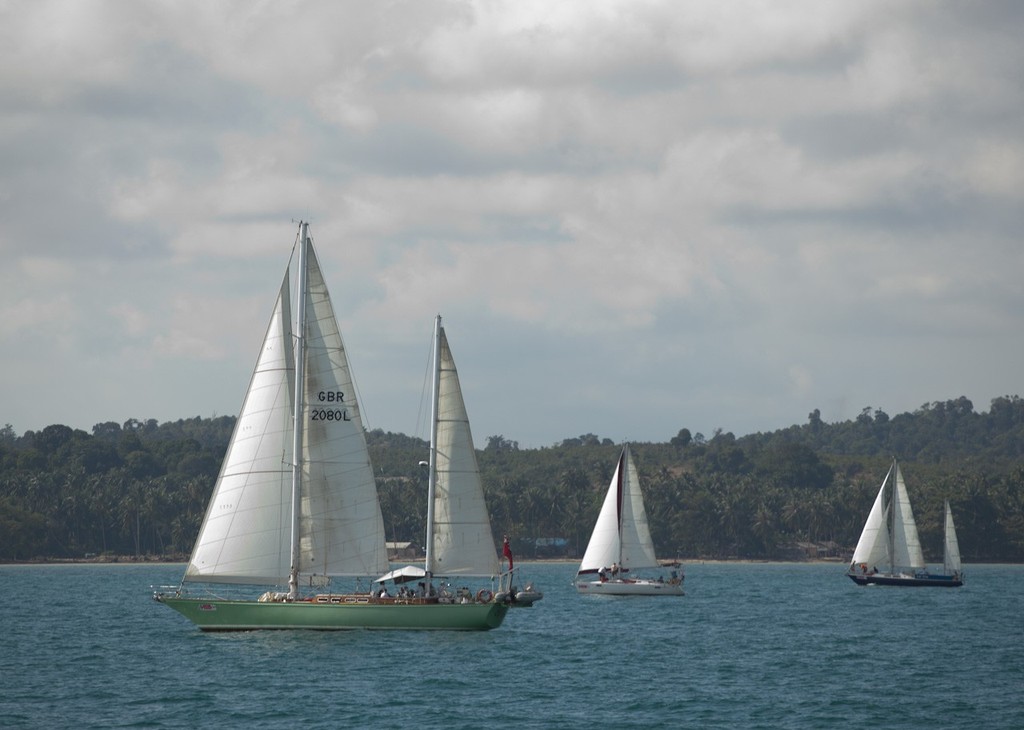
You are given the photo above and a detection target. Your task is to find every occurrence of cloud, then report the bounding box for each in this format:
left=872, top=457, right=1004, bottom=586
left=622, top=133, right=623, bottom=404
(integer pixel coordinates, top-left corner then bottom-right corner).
left=1, top=0, right=1022, bottom=446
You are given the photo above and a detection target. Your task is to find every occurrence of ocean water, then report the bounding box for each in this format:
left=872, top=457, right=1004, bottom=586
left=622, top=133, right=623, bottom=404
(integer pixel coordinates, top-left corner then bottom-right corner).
left=1, top=561, right=1021, bottom=729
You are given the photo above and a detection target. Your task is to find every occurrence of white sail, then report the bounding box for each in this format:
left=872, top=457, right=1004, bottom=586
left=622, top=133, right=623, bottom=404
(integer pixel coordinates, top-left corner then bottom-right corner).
left=578, top=446, right=659, bottom=575
left=891, top=463, right=925, bottom=571
left=157, top=227, right=513, bottom=631
left=850, top=465, right=892, bottom=570
left=577, top=453, right=625, bottom=575
left=619, top=446, right=659, bottom=571
left=297, top=242, right=389, bottom=578
left=848, top=459, right=964, bottom=588
left=943, top=500, right=962, bottom=575
left=184, top=230, right=388, bottom=586
left=429, top=324, right=499, bottom=577
left=186, top=277, right=296, bottom=584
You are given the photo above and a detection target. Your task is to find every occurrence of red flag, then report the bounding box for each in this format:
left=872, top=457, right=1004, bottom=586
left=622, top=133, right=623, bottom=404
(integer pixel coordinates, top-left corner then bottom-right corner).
left=502, top=536, right=514, bottom=571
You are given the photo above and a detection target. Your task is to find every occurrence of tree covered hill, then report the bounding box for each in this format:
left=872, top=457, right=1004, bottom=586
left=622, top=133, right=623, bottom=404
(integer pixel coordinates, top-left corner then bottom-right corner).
left=2, top=396, right=1023, bottom=563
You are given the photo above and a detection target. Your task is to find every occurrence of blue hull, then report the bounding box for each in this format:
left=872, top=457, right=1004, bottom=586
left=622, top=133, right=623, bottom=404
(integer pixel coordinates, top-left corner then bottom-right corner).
left=847, top=573, right=963, bottom=588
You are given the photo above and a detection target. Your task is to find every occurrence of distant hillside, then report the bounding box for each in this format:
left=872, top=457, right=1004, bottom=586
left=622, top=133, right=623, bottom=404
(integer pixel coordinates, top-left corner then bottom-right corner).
left=2, top=395, right=1023, bottom=562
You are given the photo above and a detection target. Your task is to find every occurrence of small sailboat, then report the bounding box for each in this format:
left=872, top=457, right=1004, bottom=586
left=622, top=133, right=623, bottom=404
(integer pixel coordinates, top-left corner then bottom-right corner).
left=155, top=224, right=508, bottom=629
left=847, top=458, right=964, bottom=588
left=574, top=445, right=684, bottom=596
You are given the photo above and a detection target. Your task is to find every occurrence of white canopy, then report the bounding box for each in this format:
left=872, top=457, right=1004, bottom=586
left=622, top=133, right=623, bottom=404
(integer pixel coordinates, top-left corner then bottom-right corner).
left=375, top=565, right=427, bottom=584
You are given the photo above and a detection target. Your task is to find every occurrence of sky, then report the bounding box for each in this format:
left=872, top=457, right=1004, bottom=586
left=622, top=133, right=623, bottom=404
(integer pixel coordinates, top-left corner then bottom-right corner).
left=2, top=1, right=1022, bottom=449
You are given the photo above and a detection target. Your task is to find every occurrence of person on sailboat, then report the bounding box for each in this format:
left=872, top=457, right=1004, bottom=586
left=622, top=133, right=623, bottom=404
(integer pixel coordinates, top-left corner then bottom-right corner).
left=598, top=567, right=608, bottom=582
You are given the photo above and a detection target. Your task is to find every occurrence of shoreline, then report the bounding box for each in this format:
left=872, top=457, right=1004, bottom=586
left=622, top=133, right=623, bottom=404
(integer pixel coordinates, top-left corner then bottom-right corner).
left=3, top=557, right=1019, bottom=567
left=2, top=554, right=845, bottom=566
left=0, top=554, right=188, bottom=566
left=4, top=554, right=1018, bottom=567
left=0, top=555, right=873, bottom=567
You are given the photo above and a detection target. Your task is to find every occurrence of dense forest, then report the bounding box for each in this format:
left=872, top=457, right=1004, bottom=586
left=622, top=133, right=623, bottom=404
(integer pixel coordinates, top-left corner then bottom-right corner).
left=2, top=395, right=1024, bottom=563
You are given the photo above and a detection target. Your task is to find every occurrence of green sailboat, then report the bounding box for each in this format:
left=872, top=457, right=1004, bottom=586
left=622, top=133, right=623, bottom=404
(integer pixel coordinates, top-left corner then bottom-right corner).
left=155, top=223, right=508, bottom=630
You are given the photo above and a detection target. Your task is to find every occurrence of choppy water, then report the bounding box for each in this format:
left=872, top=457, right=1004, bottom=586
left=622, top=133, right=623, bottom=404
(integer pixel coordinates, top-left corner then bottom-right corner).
left=1, top=562, right=1021, bottom=729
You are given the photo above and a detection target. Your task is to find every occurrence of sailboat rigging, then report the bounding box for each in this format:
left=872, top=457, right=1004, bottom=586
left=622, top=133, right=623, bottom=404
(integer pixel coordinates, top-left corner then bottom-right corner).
left=382, top=315, right=542, bottom=607
left=847, top=458, right=963, bottom=588
left=575, top=445, right=683, bottom=596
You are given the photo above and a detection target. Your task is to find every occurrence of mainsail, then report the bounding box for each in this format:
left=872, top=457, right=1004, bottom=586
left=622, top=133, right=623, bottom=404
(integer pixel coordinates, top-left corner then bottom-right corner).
left=890, top=462, right=925, bottom=572
left=428, top=319, right=499, bottom=577
left=943, top=500, right=962, bottom=576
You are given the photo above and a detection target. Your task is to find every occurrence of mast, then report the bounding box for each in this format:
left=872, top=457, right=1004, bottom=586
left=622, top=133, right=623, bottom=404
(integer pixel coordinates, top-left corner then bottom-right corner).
left=287, top=222, right=309, bottom=600
left=617, top=446, right=627, bottom=567
left=943, top=499, right=952, bottom=575
left=424, top=314, right=442, bottom=589
left=887, top=458, right=896, bottom=576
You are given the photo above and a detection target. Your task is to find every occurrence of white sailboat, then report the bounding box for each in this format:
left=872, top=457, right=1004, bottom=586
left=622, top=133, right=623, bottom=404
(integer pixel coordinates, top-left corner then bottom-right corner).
left=847, top=458, right=963, bottom=587
left=574, top=445, right=683, bottom=596
left=155, top=224, right=509, bottom=629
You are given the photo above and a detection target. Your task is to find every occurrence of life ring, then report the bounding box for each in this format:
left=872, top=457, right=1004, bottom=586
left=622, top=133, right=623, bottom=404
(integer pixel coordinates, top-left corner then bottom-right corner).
left=475, top=589, right=493, bottom=603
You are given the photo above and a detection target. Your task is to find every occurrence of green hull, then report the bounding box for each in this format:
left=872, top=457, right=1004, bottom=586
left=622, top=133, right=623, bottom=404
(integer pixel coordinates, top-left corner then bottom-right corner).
left=156, top=595, right=508, bottom=631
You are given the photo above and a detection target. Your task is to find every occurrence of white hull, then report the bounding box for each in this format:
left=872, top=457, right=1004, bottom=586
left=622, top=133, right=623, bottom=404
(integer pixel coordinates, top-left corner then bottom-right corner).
left=575, top=446, right=684, bottom=598
left=575, top=578, right=683, bottom=596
